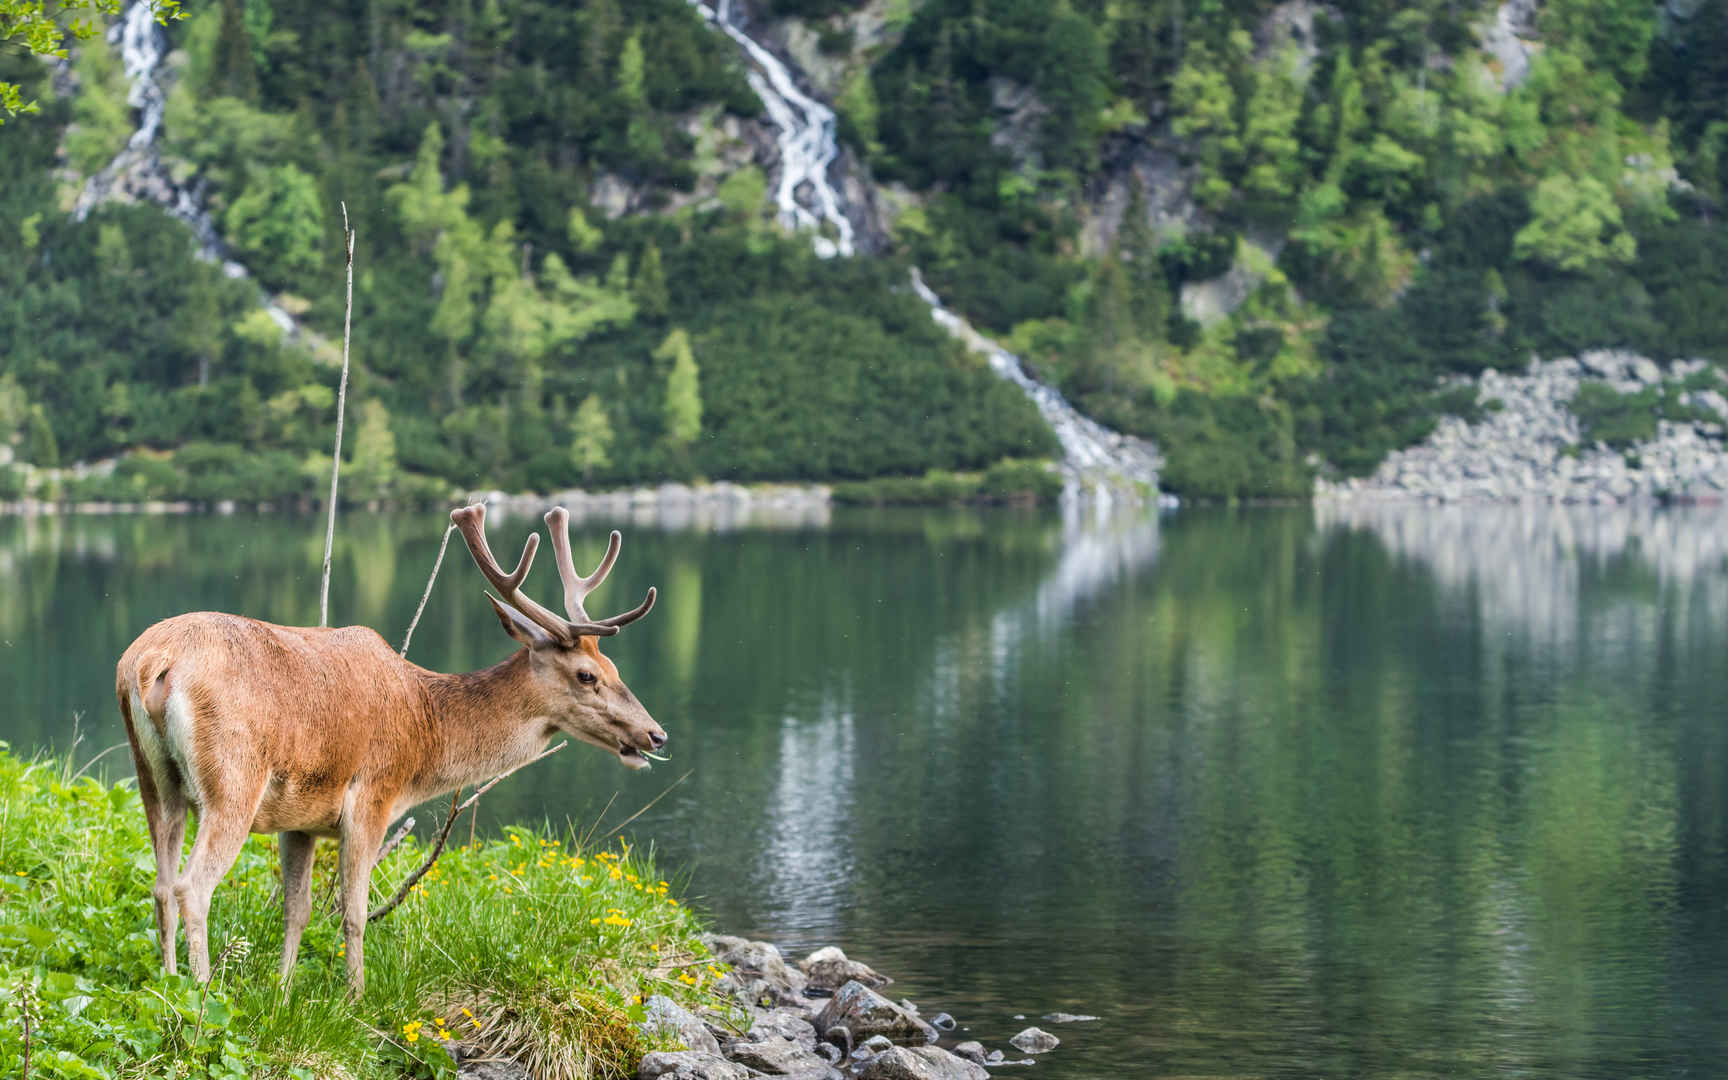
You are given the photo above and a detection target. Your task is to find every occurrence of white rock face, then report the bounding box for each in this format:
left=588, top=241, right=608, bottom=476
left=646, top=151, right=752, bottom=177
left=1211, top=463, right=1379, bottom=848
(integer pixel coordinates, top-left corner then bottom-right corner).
left=1317, top=352, right=1728, bottom=504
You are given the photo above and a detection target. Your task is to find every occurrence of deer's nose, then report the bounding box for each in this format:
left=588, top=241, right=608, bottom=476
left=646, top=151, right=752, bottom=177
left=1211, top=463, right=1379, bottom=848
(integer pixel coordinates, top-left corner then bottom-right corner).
left=649, top=731, right=668, bottom=750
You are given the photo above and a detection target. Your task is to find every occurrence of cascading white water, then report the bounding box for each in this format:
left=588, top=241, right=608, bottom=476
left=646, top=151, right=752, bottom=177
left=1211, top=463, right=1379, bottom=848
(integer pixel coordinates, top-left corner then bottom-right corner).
left=911, top=270, right=1164, bottom=501
left=690, top=0, right=854, bottom=257
left=690, top=2, right=1163, bottom=500
left=73, top=0, right=307, bottom=338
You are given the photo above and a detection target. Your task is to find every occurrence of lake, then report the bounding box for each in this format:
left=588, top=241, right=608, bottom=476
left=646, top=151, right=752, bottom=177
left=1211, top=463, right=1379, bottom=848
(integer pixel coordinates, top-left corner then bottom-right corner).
left=5, top=501, right=1728, bottom=1077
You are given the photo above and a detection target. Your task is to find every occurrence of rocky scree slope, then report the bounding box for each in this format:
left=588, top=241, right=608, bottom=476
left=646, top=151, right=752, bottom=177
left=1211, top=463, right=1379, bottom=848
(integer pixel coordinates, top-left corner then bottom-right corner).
left=1320, top=353, right=1728, bottom=502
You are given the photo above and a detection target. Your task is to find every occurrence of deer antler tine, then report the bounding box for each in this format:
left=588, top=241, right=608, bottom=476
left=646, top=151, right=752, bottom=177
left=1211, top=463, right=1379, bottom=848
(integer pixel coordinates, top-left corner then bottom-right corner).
left=452, top=503, right=572, bottom=645
left=503, top=533, right=538, bottom=591
left=597, top=586, right=656, bottom=629
left=580, top=531, right=622, bottom=592
left=543, top=507, right=587, bottom=622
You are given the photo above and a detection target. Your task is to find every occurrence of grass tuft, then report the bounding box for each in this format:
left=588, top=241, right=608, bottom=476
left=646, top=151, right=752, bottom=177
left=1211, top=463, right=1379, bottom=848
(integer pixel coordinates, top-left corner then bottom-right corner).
left=0, top=743, right=738, bottom=1078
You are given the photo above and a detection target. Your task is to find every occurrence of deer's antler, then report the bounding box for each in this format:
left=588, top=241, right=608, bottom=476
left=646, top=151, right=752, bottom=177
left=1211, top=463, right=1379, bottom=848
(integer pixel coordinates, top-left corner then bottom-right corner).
left=450, top=504, right=655, bottom=644
left=543, top=509, right=657, bottom=631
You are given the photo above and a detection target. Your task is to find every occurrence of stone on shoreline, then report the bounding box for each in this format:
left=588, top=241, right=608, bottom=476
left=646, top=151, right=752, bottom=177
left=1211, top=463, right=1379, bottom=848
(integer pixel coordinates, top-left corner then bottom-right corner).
left=638, top=1050, right=760, bottom=1080
left=703, top=934, right=811, bottom=1011
left=798, top=945, right=891, bottom=993
left=1009, top=1026, right=1059, bottom=1053
left=951, top=1041, right=987, bottom=1064
left=855, top=1045, right=989, bottom=1080
left=726, top=1037, right=841, bottom=1077
left=642, top=995, right=723, bottom=1057
left=813, top=981, right=938, bottom=1046
left=743, top=1008, right=819, bottom=1050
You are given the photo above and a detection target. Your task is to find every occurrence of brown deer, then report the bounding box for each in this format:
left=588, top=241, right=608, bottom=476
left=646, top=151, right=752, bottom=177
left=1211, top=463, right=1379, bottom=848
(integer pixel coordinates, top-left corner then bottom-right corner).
left=114, top=503, right=663, bottom=994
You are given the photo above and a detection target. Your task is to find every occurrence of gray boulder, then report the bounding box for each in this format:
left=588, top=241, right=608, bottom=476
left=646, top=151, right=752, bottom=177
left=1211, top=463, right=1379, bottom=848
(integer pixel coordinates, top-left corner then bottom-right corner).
left=813, top=981, right=937, bottom=1046
left=642, top=995, right=723, bottom=1056
left=1008, top=1027, right=1059, bottom=1053
left=856, top=1046, right=990, bottom=1080
left=951, top=1042, right=987, bottom=1065
left=798, top=946, right=892, bottom=994
left=704, top=936, right=811, bottom=1012
left=703, top=935, right=807, bottom=994
left=638, top=1050, right=761, bottom=1080
left=745, top=1009, right=819, bottom=1051
left=724, top=1038, right=840, bottom=1078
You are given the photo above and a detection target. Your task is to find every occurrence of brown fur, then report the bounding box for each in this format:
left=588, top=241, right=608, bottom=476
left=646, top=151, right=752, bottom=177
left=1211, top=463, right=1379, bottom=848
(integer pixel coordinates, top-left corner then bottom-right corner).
left=116, top=605, right=663, bottom=995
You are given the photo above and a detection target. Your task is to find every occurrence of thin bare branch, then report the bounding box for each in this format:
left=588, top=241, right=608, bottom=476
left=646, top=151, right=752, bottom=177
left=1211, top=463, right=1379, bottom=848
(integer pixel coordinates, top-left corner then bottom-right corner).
left=400, top=524, right=456, bottom=657
left=376, top=816, right=416, bottom=862
left=69, top=741, right=127, bottom=783
left=368, top=741, right=567, bottom=923
left=601, top=769, right=693, bottom=840
left=321, top=202, right=356, bottom=627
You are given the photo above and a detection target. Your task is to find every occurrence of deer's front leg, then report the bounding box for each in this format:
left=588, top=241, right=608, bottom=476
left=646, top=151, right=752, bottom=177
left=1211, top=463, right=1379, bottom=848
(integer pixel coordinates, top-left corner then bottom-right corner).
left=337, top=801, right=390, bottom=997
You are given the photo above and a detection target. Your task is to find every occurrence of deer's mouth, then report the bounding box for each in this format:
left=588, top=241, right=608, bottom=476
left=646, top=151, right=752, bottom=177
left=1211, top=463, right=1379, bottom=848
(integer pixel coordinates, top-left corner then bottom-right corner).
left=618, top=743, right=651, bottom=770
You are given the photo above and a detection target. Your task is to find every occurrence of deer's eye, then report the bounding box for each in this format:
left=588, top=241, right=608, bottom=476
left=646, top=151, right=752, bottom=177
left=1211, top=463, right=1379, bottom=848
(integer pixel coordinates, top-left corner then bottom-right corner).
left=577, top=670, right=598, bottom=686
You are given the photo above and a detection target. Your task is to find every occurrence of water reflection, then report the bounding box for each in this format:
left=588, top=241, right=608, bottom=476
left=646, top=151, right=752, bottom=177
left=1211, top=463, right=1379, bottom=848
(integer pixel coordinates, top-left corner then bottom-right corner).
left=4, top=504, right=1728, bottom=1077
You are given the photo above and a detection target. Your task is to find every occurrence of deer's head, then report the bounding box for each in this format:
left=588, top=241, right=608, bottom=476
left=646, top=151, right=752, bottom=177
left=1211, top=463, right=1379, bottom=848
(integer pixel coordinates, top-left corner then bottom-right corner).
left=452, top=505, right=665, bottom=770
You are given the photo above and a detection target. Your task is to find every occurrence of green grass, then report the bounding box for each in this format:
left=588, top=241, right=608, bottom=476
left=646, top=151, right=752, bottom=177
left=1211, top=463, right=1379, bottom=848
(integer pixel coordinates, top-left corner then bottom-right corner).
left=0, top=744, right=736, bottom=1079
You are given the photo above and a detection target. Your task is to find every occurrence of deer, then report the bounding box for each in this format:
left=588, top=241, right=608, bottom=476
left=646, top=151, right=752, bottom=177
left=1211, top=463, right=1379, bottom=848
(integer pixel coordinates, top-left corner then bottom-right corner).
left=114, top=503, right=664, bottom=995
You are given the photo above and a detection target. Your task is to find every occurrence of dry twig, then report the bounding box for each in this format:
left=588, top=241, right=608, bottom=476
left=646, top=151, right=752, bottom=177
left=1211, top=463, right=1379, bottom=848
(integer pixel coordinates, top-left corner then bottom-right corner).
left=368, top=741, right=568, bottom=922
left=320, top=202, right=356, bottom=627
left=400, top=523, right=457, bottom=656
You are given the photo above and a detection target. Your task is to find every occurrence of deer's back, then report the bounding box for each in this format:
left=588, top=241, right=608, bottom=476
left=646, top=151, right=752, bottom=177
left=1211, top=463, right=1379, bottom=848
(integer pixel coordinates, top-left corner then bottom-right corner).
left=117, top=612, right=427, bottom=832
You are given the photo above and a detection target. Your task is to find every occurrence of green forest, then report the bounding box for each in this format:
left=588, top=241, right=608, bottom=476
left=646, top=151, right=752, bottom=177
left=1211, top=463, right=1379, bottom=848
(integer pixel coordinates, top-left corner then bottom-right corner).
left=2, top=0, right=1727, bottom=500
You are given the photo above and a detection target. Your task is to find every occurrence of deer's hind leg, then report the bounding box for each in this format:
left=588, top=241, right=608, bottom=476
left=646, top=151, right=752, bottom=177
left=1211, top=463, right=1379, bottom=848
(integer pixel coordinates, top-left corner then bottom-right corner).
left=122, top=691, right=188, bottom=975
left=278, top=830, right=316, bottom=979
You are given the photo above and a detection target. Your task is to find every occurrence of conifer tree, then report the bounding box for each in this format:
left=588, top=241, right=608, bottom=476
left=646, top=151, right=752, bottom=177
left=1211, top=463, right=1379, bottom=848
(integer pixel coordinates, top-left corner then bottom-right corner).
left=657, top=329, right=702, bottom=447
left=572, top=393, right=614, bottom=478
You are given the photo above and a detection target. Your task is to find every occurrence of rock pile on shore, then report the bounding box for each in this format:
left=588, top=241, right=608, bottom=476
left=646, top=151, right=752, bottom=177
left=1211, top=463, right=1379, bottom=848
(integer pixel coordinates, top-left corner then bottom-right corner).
left=1317, top=352, right=1728, bottom=503
left=454, top=936, right=1084, bottom=1079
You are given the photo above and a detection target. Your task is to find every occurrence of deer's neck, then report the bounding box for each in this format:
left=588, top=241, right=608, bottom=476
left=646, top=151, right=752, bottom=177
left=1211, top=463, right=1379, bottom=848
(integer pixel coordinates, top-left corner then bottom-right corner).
left=417, top=649, right=556, bottom=797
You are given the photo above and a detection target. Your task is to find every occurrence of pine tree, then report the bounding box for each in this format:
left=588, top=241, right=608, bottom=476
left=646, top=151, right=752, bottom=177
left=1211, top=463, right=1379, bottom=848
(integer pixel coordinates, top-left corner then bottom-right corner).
left=657, top=328, right=702, bottom=447
left=634, top=242, right=669, bottom=322
left=617, top=29, right=645, bottom=106
left=349, top=400, right=398, bottom=501
left=213, top=0, right=259, bottom=102
left=572, top=393, right=614, bottom=478
left=25, top=405, right=58, bottom=467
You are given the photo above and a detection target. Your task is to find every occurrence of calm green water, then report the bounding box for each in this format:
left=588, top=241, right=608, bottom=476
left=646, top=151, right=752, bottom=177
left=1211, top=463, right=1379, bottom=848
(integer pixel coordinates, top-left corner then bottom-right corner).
left=6, top=503, right=1728, bottom=1077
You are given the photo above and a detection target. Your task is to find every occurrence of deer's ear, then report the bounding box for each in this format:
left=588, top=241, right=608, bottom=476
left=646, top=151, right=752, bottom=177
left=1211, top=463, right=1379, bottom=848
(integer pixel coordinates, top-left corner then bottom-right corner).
left=486, top=593, right=558, bottom=649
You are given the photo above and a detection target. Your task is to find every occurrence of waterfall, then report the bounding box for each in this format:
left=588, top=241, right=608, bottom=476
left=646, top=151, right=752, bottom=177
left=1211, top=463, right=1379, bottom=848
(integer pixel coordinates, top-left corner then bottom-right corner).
left=71, top=0, right=312, bottom=340
left=911, top=271, right=1164, bottom=502
left=689, top=0, right=854, bottom=257
left=690, top=2, right=1164, bottom=500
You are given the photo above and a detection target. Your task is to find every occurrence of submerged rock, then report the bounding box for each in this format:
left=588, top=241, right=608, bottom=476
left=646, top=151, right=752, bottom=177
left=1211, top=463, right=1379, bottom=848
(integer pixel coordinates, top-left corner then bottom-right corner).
left=951, top=1041, right=987, bottom=1064
left=798, top=946, right=891, bottom=993
left=856, top=1046, right=990, bottom=1080
left=637, top=1050, right=758, bottom=1080
left=642, top=995, right=723, bottom=1057
left=1041, top=1012, right=1100, bottom=1023
left=929, top=1013, right=956, bottom=1031
left=1008, top=1027, right=1059, bottom=1053
left=852, top=1035, right=895, bottom=1058
left=813, top=981, right=938, bottom=1046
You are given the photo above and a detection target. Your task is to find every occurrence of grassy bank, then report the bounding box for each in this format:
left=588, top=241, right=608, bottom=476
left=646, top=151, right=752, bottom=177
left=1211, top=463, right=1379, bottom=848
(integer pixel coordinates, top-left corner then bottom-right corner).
left=0, top=744, right=732, bottom=1079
